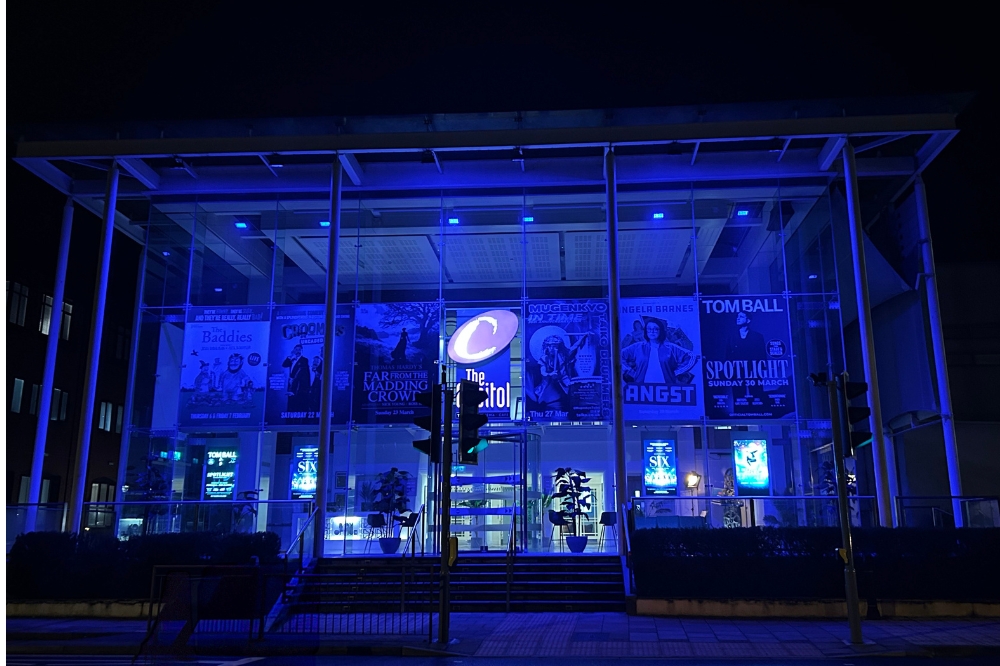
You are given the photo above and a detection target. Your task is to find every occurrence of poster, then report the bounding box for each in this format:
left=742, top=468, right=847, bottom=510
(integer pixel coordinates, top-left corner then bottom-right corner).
left=451, top=309, right=515, bottom=421
left=700, top=296, right=795, bottom=420
left=352, top=303, right=440, bottom=424
left=619, top=298, right=701, bottom=421
left=178, top=307, right=269, bottom=427
left=643, top=438, right=678, bottom=496
left=265, top=305, right=354, bottom=426
left=204, top=447, right=238, bottom=500
left=524, top=299, right=612, bottom=422
left=290, top=445, right=319, bottom=499
left=733, top=436, right=770, bottom=496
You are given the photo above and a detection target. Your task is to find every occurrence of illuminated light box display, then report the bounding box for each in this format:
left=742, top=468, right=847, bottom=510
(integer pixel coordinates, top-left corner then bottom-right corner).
left=451, top=309, right=517, bottom=420
left=291, top=445, right=319, bottom=499
left=204, top=448, right=239, bottom=500
left=733, top=437, right=770, bottom=496
left=643, top=438, right=678, bottom=496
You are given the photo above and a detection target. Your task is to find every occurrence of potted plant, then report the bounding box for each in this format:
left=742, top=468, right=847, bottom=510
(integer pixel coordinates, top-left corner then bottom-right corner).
left=371, top=467, right=411, bottom=554
left=552, top=467, right=592, bottom=553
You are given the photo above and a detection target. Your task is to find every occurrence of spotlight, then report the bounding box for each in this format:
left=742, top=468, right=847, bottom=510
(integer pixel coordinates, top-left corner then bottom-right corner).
left=685, top=472, right=702, bottom=489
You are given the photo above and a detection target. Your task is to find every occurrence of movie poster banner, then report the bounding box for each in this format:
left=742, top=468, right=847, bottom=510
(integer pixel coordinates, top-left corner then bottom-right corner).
left=524, top=299, right=612, bottom=422
left=700, top=296, right=795, bottom=420
left=619, top=298, right=702, bottom=421
left=178, top=306, right=269, bottom=427
left=265, top=304, right=354, bottom=427
left=352, top=303, right=440, bottom=424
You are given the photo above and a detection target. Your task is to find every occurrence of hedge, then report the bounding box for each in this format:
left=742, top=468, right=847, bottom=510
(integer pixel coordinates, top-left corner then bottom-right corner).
left=7, top=531, right=282, bottom=600
left=631, top=527, right=1000, bottom=601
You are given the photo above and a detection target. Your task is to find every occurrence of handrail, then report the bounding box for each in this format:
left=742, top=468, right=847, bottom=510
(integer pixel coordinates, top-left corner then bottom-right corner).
left=76, top=499, right=312, bottom=506
left=505, top=509, right=517, bottom=612
left=285, top=505, right=319, bottom=572
left=621, top=502, right=635, bottom=593
left=402, top=504, right=425, bottom=558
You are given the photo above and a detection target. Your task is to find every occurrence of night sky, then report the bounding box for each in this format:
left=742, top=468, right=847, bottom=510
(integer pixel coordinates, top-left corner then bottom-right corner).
left=7, top=2, right=997, bottom=262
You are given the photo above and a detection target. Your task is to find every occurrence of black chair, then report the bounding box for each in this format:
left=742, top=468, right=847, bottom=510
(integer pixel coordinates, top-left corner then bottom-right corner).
left=395, top=511, right=420, bottom=543
left=547, top=509, right=569, bottom=552
left=364, top=513, right=386, bottom=552
left=598, top=511, right=618, bottom=551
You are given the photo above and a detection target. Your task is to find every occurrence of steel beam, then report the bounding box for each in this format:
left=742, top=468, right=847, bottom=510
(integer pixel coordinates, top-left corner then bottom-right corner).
left=338, top=153, right=364, bottom=186
left=819, top=136, right=848, bottom=171
left=118, top=157, right=160, bottom=189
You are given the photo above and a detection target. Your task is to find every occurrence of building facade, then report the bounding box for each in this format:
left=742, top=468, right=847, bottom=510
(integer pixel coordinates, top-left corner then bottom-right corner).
left=11, top=97, right=989, bottom=554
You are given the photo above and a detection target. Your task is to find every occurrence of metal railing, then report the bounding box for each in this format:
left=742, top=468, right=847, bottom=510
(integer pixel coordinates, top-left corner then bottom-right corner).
left=621, top=502, right=635, bottom=594
left=285, top=505, right=318, bottom=572
left=895, top=496, right=1000, bottom=528
left=504, top=508, right=517, bottom=612
left=631, top=495, right=879, bottom=529
left=401, top=505, right=425, bottom=558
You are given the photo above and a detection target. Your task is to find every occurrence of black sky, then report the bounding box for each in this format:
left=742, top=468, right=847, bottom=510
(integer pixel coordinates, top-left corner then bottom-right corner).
left=7, top=2, right=997, bottom=261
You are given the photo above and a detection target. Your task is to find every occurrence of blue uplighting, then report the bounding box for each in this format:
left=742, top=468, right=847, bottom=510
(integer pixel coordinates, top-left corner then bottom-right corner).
left=319, top=220, right=331, bottom=227
left=736, top=209, right=750, bottom=217
left=523, top=216, right=534, bottom=222
left=235, top=221, right=248, bottom=229
left=652, top=212, right=664, bottom=219
left=448, top=217, right=460, bottom=225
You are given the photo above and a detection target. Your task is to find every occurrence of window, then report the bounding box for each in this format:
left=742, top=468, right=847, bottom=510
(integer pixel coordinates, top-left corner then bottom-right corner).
left=99, top=401, right=114, bottom=431
left=29, top=384, right=40, bottom=415
left=40, top=295, right=53, bottom=335
left=11, top=378, right=24, bottom=413
left=51, top=388, right=62, bottom=421
left=115, top=405, right=124, bottom=434
left=61, top=391, right=70, bottom=421
left=17, top=476, right=50, bottom=504
left=86, top=481, right=116, bottom=527
left=61, top=302, right=72, bottom=341
left=8, top=282, right=28, bottom=326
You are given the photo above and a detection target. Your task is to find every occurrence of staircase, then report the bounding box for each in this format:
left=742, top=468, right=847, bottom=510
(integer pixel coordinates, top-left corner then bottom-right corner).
left=283, top=554, right=625, bottom=615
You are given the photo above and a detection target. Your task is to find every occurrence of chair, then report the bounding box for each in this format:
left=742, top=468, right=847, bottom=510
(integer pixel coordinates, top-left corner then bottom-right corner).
left=547, top=510, right=569, bottom=552
left=395, top=511, right=420, bottom=544
left=598, top=511, right=618, bottom=551
left=364, top=514, right=386, bottom=552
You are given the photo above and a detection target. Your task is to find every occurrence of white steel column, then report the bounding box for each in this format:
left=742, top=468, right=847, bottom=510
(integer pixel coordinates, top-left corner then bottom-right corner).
left=67, top=162, right=119, bottom=533
left=841, top=144, right=895, bottom=526
left=605, top=148, right=628, bottom=557
left=25, top=197, right=75, bottom=533
left=914, top=176, right=964, bottom=526
left=314, top=160, right=344, bottom=558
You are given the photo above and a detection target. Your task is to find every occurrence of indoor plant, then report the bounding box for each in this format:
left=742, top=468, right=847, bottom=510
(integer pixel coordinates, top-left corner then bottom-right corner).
left=552, top=467, right=592, bottom=553
left=371, top=467, right=411, bottom=554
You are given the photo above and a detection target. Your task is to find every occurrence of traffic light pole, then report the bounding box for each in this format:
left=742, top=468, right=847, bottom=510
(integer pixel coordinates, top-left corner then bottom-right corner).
left=438, top=370, right=454, bottom=645
left=826, top=375, right=864, bottom=645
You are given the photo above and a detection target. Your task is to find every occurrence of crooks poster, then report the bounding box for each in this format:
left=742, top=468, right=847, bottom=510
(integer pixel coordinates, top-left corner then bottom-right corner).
left=352, top=302, right=440, bottom=424
left=700, top=296, right=795, bottom=420
left=178, top=306, right=269, bottom=427
left=524, top=299, right=612, bottom=422
left=265, top=304, right=354, bottom=427
left=619, top=298, right=702, bottom=421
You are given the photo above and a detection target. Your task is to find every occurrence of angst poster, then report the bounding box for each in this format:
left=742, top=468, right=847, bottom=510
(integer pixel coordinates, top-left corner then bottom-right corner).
left=178, top=307, right=269, bottom=428
left=265, top=305, right=354, bottom=427
left=619, top=298, right=701, bottom=422
left=700, top=296, right=795, bottom=420
left=352, top=303, right=440, bottom=424
left=524, top=300, right=612, bottom=422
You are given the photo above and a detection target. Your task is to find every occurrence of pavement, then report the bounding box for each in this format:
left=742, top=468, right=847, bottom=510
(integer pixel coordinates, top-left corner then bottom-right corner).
left=6, top=613, right=1000, bottom=659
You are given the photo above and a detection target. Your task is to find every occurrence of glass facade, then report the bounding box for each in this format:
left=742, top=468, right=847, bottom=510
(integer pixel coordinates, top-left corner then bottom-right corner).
left=122, top=159, right=866, bottom=553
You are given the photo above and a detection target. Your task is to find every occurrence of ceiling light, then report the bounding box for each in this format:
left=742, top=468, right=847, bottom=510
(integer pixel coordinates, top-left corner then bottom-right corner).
left=319, top=221, right=331, bottom=227
left=162, top=251, right=170, bottom=257
left=808, top=274, right=819, bottom=280
left=448, top=217, right=460, bottom=225
left=235, top=221, right=248, bottom=229
left=523, top=216, right=534, bottom=222
left=736, top=209, right=750, bottom=217
left=652, top=212, right=664, bottom=219
left=214, top=287, right=223, bottom=292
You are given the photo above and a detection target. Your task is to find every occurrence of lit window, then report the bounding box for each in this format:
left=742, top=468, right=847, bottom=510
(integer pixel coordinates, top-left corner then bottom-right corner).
left=39, top=295, right=53, bottom=335
left=86, top=482, right=116, bottom=527
left=11, top=378, right=24, bottom=413
left=8, top=282, right=29, bottom=326
left=51, top=388, right=62, bottom=421
left=99, top=401, right=114, bottom=431
left=99, top=401, right=108, bottom=431
left=61, top=303, right=72, bottom=341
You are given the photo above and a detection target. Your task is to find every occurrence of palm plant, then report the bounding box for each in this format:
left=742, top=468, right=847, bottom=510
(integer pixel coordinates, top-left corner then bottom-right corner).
left=552, top=468, right=591, bottom=535
left=371, top=468, right=411, bottom=537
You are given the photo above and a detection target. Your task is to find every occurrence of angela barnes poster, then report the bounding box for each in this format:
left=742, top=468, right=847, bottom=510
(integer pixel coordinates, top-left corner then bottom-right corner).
left=178, top=307, right=269, bottom=427
left=524, top=299, right=612, bottom=422
left=699, top=296, right=795, bottom=420
left=619, top=298, right=702, bottom=421
left=265, top=304, right=354, bottom=426
left=352, top=302, right=440, bottom=424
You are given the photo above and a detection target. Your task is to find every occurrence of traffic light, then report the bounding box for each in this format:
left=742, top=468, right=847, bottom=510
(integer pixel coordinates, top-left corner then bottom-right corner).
left=413, top=386, right=442, bottom=463
left=458, top=379, right=489, bottom=465
left=836, top=372, right=872, bottom=457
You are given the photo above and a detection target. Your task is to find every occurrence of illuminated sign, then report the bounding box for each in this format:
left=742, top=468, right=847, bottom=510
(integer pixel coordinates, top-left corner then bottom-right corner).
left=643, top=438, right=677, bottom=496
left=447, top=310, right=518, bottom=365
left=733, top=437, right=770, bottom=495
left=291, top=445, right=319, bottom=499
left=204, top=448, right=238, bottom=500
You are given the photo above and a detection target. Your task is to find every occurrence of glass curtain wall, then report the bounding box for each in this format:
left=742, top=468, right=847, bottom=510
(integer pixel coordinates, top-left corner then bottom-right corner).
left=122, top=158, right=860, bottom=554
